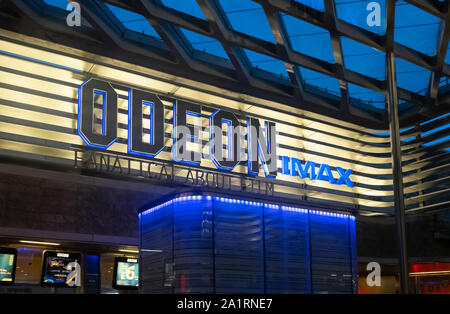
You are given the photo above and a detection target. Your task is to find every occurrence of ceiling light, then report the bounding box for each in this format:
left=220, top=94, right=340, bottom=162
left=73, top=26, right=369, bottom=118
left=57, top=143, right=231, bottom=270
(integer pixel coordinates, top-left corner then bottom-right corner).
left=19, top=240, right=60, bottom=246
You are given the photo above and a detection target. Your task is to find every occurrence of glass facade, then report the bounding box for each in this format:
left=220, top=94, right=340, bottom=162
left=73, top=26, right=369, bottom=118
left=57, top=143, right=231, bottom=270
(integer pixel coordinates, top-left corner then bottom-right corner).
left=140, top=195, right=357, bottom=294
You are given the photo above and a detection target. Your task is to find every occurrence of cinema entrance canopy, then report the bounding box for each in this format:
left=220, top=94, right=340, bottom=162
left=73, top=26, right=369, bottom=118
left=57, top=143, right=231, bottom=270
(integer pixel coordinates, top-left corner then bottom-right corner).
left=0, top=0, right=448, bottom=294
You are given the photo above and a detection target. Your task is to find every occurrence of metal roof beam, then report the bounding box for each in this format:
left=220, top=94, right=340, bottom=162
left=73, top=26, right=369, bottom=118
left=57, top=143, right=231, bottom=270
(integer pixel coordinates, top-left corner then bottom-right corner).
left=140, top=0, right=236, bottom=81
left=324, top=0, right=350, bottom=112
left=260, top=1, right=305, bottom=102
left=196, top=0, right=292, bottom=95
left=77, top=0, right=175, bottom=63
left=428, top=2, right=450, bottom=103
left=404, top=0, right=448, bottom=19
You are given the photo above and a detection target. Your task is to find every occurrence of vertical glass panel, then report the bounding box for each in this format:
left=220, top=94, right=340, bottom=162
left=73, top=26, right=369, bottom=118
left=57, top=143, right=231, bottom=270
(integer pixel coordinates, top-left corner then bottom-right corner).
left=173, top=198, right=213, bottom=294
left=140, top=202, right=174, bottom=293
left=294, top=0, right=325, bottom=11
left=394, top=1, right=440, bottom=56
left=299, top=67, right=341, bottom=96
left=341, top=37, right=385, bottom=80
left=218, top=0, right=275, bottom=43
left=282, top=14, right=335, bottom=63
left=179, top=28, right=229, bottom=60
left=85, top=255, right=100, bottom=294
left=105, top=4, right=161, bottom=38
left=244, top=49, right=289, bottom=80
left=335, top=0, right=386, bottom=35
left=309, top=213, right=354, bottom=293
left=348, top=83, right=385, bottom=109
left=264, top=206, right=311, bottom=293
left=214, top=200, right=264, bottom=293
left=100, top=254, right=118, bottom=294
left=395, top=58, right=431, bottom=95
left=160, top=0, right=206, bottom=19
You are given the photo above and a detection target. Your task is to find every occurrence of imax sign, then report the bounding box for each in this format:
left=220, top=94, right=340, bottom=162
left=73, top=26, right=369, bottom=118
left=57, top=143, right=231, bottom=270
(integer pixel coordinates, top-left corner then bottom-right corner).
left=77, top=79, right=354, bottom=188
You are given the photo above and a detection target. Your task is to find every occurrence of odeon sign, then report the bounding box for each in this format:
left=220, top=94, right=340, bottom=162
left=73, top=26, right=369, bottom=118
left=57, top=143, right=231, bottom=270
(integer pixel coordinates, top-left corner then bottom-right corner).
left=77, top=79, right=354, bottom=188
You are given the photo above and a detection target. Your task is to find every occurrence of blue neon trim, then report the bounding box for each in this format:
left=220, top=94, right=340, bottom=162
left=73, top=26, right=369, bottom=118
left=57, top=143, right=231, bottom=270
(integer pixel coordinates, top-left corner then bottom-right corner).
left=77, top=79, right=117, bottom=150
left=0, top=50, right=83, bottom=73
left=93, top=89, right=106, bottom=136
left=139, top=194, right=354, bottom=221
left=420, top=112, right=450, bottom=126
left=186, top=111, right=201, bottom=117
left=209, top=110, right=237, bottom=172
left=142, top=101, right=153, bottom=145
left=223, top=119, right=232, bottom=159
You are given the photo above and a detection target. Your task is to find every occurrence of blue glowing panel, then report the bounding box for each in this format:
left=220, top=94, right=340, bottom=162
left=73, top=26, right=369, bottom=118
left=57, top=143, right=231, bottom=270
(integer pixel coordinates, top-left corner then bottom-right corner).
left=299, top=67, right=341, bottom=96
left=173, top=198, right=214, bottom=293
left=309, top=213, right=354, bottom=293
left=140, top=195, right=357, bottom=294
left=348, top=83, right=385, bottom=109
left=161, top=0, right=206, bottom=19
left=282, top=14, right=334, bottom=63
left=294, top=0, right=325, bottom=11
left=244, top=49, right=289, bottom=80
left=336, top=0, right=386, bottom=35
left=264, top=205, right=311, bottom=293
left=105, top=4, right=161, bottom=38
left=341, top=37, right=385, bottom=80
left=86, top=255, right=99, bottom=274
left=180, top=28, right=229, bottom=60
left=218, top=0, right=275, bottom=43
left=214, top=198, right=264, bottom=293
left=395, top=58, right=431, bottom=95
left=394, top=1, right=440, bottom=56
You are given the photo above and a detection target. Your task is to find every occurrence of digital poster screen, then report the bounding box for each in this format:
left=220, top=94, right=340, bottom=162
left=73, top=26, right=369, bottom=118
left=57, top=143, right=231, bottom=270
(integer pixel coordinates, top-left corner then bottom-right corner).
left=113, top=257, right=139, bottom=289
left=41, top=251, right=81, bottom=288
left=0, top=248, right=17, bottom=285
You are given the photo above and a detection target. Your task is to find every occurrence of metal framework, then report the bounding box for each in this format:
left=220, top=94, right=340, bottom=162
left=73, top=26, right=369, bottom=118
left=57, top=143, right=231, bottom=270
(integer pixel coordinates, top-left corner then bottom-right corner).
left=0, top=0, right=448, bottom=129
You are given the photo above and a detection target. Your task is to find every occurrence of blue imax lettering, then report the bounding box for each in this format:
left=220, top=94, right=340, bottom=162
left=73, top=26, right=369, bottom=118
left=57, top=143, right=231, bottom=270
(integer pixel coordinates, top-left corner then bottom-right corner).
left=77, top=78, right=354, bottom=188
left=281, top=156, right=354, bottom=188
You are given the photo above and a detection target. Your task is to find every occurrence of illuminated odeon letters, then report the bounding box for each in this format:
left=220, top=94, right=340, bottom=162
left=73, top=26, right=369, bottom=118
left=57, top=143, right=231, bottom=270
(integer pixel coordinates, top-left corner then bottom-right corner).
left=173, top=100, right=202, bottom=166
left=77, top=78, right=354, bottom=187
left=209, top=110, right=242, bottom=171
left=247, top=118, right=277, bottom=178
left=78, top=79, right=118, bottom=148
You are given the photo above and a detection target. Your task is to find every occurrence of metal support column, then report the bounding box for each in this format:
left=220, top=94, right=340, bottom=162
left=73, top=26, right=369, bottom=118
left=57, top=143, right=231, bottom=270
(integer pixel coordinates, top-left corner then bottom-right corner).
left=386, top=52, right=409, bottom=294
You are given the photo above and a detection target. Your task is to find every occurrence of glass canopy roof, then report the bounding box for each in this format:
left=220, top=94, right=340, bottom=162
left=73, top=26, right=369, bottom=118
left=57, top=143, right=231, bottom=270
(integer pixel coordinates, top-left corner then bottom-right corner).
left=41, top=0, right=449, bottom=120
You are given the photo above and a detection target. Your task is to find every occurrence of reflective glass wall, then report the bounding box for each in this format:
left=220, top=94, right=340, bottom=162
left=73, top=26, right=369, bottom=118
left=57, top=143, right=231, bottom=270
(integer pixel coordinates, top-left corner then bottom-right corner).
left=140, top=195, right=357, bottom=294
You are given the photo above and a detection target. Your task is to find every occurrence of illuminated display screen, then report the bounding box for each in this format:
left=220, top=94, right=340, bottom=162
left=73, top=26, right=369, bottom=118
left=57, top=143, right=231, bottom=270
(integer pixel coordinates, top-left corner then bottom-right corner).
left=0, top=248, right=17, bottom=285
left=113, top=257, right=139, bottom=289
left=41, top=251, right=81, bottom=287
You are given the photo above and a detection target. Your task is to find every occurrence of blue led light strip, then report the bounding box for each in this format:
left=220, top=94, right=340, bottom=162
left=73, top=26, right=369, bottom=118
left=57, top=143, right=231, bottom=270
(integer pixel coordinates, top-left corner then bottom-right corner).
left=0, top=50, right=83, bottom=73
left=139, top=195, right=354, bottom=220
